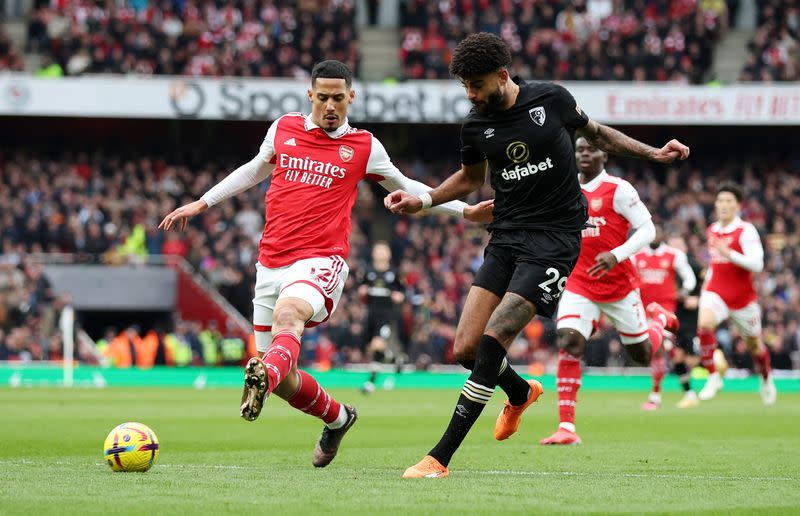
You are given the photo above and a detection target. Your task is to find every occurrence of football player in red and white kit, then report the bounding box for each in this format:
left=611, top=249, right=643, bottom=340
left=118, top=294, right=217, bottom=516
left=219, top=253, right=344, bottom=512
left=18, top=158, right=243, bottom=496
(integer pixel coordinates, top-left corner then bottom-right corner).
left=696, top=183, right=776, bottom=405
left=540, top=137, right=678, bottom=445
left=634, top=226, right=697, bottom=410
left=159, top=61, right=493, bottom=467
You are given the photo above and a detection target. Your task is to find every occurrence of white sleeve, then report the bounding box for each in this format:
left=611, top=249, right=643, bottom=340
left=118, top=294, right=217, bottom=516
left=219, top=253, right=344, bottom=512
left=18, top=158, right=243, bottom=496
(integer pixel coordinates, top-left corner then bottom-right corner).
left=612, top=180, right=652, bottom=229
left=367, top=137, right=466, bottom=218
left=673, top=249, right=697, bottom=292
left=728, top=223, right=764, bottom=273
left=609, top=181, right=654, bottom=262
left=610, top=220, right=655, bottom=263
left=201, top=121, right=277, bottom=207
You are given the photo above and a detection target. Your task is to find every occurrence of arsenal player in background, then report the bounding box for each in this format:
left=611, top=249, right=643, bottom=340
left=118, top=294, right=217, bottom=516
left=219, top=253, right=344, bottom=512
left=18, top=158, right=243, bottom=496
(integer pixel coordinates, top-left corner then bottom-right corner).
left=159, top=60, right=493, bottom=468
left=696, top=183, right=776, bottom=405
left=635, top=226, right=697, bottom=410
left=539, top=137, right=680, bottom=446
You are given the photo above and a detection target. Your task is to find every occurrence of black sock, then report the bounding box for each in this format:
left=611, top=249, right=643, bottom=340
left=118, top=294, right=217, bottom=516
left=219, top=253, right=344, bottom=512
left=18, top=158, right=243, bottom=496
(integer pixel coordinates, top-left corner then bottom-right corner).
left=498, top=359, right=531, bottom=406
left=368, top=370, right=377, bottom=384
left=673, top=362, right=691, bottom=392
left=457, top=357, right=530, bottom=406
left=429, top=335, right=506, bottom=466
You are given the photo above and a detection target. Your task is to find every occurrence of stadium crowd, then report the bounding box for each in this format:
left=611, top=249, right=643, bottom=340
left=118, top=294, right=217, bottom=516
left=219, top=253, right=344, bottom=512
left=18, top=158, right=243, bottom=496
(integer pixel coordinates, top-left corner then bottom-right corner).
left=24, top=0, right=359, bottom=77
left=0, top=25, right=26, bottom=71
left=740, top=0, right=800, bottom=82
left=0, top=146, right=798, bottom=371
left=399, top=0, right=724, bottom=83
left=5, top=0, right=796, bottom=83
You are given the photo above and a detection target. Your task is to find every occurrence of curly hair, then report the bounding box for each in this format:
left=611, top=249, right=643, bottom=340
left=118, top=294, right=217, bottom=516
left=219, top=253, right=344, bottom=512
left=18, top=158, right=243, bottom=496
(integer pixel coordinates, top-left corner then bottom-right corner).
left=449, top=33, right=512, bottom=79
left=716, top=181, right=743, bottom=202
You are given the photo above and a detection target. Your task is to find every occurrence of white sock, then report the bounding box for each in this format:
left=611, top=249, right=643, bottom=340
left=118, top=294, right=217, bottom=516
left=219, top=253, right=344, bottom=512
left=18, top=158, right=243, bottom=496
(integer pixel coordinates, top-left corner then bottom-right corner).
left=559, top=422, right=576, bottom=433
left=649, top=392, right=662, bottom=404
left=325, top=405, right=348, bottom=429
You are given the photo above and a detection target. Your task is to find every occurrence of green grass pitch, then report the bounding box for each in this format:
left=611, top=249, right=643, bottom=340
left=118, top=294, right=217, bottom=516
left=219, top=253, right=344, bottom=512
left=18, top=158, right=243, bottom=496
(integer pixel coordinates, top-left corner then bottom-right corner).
left=2, top=386, right=799, bottom=514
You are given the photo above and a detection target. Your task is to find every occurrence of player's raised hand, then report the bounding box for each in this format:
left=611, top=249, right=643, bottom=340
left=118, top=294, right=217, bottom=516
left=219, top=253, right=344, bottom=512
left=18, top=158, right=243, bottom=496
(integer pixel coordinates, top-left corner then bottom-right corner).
left=652, top=139, right=690, bottom=163
left=464, top=199, right=494, bottom=224
left=587, top=251, right=619, bottom=278
left=385, top=190, right=423, bottom=214
left=158, top=199, right=208, bottom=231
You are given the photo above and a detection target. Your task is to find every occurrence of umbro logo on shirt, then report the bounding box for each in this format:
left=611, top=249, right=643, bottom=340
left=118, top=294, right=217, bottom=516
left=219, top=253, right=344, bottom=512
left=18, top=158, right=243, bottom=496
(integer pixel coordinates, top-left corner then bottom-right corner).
left=484, top=128, right=495, bottom=139
left=284, top=138, right=297, bottom=146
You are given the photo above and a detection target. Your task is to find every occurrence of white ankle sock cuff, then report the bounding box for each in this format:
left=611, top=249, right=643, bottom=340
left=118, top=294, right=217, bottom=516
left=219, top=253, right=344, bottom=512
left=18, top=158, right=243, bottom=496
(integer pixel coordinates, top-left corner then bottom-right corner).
left=326, top=405, right=348, bottom=429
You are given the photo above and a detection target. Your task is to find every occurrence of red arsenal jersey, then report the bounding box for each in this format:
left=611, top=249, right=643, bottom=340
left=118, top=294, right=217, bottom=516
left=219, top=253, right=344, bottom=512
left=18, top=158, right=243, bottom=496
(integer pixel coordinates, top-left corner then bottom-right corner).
left=259, top=113, right=373, bottom=268
left=566, top=172, right=651, bottom=303
left=201, top=112, right=467, bottom=270
left=704, top=218, right=762, bottom=309
left=635, top=245, right=687, bottom=313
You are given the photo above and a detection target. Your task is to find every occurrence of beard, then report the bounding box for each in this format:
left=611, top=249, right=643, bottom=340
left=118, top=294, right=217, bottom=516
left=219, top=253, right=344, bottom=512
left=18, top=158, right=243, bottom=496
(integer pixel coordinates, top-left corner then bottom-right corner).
left=473, top=87, right=505, bottom=114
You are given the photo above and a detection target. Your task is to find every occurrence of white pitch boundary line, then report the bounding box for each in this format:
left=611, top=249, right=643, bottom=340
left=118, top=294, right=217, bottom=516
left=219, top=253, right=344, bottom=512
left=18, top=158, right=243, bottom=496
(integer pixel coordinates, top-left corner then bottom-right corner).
left=2, top=460, right=796, bottom=482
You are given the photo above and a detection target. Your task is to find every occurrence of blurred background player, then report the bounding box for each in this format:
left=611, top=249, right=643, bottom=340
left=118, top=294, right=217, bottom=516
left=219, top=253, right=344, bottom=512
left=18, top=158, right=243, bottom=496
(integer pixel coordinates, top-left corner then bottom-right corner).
left=540, top=137, right=679, bottom=446
left=388, top=33, right=689, bottom=476
left=667, top=234, right=709, bottom=407
left=358, top=241, right=405, bottom=393
left=160, top=60, right=493, bottom=468
left=696, top=183, right=776, bottom=405
left=635, top=226, right=697, bottom=410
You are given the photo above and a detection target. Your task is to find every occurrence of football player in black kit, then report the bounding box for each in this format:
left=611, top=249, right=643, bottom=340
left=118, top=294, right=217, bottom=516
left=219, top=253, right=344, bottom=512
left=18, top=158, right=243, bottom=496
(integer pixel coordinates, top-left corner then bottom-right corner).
left=386, top=32, right=690, bottom=478
left=358, top=241, right=405, bottom=393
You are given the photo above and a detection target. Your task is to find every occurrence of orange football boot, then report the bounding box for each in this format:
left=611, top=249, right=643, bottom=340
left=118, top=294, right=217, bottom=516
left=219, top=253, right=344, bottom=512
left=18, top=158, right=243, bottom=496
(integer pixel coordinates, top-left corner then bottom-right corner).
left=402, top=455, right=449, bottom=478
left=494, top=379, right=544, bottom=440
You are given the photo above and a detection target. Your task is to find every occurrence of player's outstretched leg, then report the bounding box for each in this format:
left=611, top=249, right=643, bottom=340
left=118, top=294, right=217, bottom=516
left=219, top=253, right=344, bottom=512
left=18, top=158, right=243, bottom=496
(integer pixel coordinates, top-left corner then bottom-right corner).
left=283, top=369, right=358, bottom=467
left=240, top=330, right=300, bottom=421
left=541, top=350, right=582, bottom=445
left=698, top=329, right=723, bottom=401
left=748, top=338, right=776, bottom=406
left=642, top=350, right=667, bottom=411
left=452, top=286, right=533, bottom=434
left=673, top=360, right=699, bottom=408
left=403, top=334, right=507, bottom=478
left=641, top=304, right=676, bottom=411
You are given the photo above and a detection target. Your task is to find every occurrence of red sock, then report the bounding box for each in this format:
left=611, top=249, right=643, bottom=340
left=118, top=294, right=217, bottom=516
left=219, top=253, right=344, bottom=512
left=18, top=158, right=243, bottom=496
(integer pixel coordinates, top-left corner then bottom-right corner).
left=647, top=320, right=664, bottom=359
left=288, top=370, right=341, bottom=424
left=699, top=330, right=717, bottom=374
left=557, top=350, right=581, bottom=426
left=754, top=347, right=771, bottom=380
left=651, top=354, right=667, bottom=394
left=261, top=330, right=300, bottom=395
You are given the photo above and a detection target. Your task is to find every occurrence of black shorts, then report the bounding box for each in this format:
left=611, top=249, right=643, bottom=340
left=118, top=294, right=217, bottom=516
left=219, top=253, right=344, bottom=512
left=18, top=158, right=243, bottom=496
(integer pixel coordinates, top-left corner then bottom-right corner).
left=473, top=229, right=582, bottom=319
left=674, top=328, right=698, bottom=355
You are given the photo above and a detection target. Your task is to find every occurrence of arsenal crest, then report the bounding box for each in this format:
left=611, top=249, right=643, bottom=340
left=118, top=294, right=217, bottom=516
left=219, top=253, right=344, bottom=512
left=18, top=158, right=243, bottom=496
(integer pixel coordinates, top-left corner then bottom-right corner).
left=590, top=198, right=603, bottom=211
left=339, top=145, right=354, bottom=162
left=529, top=106, right=546, bottom=126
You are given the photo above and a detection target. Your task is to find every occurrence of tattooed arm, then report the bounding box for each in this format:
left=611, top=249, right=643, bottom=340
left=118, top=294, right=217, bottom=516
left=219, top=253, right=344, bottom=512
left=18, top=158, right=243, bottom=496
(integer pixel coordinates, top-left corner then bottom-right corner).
left=577, top=119, right=690, bottom=163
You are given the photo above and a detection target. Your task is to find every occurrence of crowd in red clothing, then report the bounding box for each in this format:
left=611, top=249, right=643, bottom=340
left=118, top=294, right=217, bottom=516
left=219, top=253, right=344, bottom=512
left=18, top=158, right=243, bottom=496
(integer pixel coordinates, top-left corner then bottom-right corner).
left=740, top=0, right=800, bottom=82
left=25, top=0, right=359, bottom=77
left=400, top=0, right=723, bottom=83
